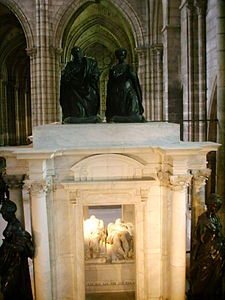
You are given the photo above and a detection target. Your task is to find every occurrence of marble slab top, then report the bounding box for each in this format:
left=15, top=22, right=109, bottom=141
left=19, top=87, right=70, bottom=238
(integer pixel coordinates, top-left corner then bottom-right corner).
left=32, top=122, right=180, bottom=150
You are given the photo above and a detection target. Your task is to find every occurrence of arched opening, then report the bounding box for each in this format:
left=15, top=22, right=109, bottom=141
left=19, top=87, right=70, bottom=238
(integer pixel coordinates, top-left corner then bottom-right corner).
left=60, top=1, right=136, bottom=119
left=0, top=3, right=31, bottom=146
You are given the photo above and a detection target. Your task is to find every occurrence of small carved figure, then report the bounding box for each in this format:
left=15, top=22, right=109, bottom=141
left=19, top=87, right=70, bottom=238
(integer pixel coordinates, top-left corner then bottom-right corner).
left=189, top=193, right=225, bottom=300
left=0, top=199, right=34, bottom=300
left=84, top=215, right=106, bottom=259
left=107, top=218, right=134, bottom=260
left=105, top=48, right=145, bottom=123
left=60, top=46, right=101, bottom=123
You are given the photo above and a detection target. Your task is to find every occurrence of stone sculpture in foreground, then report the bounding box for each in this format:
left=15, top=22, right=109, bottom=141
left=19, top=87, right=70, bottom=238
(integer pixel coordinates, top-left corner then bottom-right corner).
left=189, top=193, right=225, bottom=300
left=0, top=199, right=34, bottom=300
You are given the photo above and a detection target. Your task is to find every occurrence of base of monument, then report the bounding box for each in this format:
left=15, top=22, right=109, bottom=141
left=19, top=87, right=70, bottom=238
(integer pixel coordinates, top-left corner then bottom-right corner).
left=85, top=261, right=135, bottom=293
left=63, top=115, right=102, bottom=124
left=107, top=115, right=145, bottom=123
left=86, top=291, right=135, bottom=300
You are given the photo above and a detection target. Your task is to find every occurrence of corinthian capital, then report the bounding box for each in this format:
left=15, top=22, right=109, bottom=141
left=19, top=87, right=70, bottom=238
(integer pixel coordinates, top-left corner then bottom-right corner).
left=157, top=171, right=170, bottom=186
left=191, top=168, right=211, bottom=192
left=169, top=174, right=192, bottom=191
left=24, top=177, right=52, bottom=195
left=26, top=47, right=37, bottom=58
left=151, top=44, right=163, bottom=56
left=3, top=174, right=25, bottom=189
left=194, top=0, right=207, bottom=15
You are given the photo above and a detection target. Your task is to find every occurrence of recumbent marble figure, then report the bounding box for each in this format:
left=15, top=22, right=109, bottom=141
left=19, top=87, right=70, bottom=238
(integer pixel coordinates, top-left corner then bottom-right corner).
left=107, top=218, right=134, bottom=260
left=0, top=199, right=34, bottom=300
left=83, top=215, right=134, bottom=261
left=84, top=215, right=106, bottom=259
left=189, top=193, right=225, bottom=300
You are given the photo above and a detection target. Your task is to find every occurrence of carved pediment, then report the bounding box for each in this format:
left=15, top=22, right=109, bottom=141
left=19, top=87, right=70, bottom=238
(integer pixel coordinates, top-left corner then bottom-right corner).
left=71, top=154, right=144, bottom=181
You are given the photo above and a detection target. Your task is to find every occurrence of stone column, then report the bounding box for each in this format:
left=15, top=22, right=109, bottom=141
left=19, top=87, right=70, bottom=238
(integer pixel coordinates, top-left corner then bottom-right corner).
left=191, top=168, right=211, bottom=265
left=169, top=174, right=192, bottom=300
left=26, top=47, right=38, bottom=126
left=195, top=0, right=207, bottom=141
left=162, top=0, right=181, bottom=125
left=71, top=192, right=85, bottom=300
left=28, top=0, right=60, bottom=126
left=135, top=200, right=146, bottom=300
left=25, top=179, right=52, bottom=300
left=191, top=168, right=211, bottom=227
left=0, top=78, right=7, bottom=145
left=135, top=46, right=148, bottom=120
left=216, top=0, right=225, bottom=208
left=152, top=44, right=163, bottom=121
left=150, top=46, right=156, bottom=120
left=180, top=1, right=195, bottom=141
left=3, top=174, right=25, bottom=224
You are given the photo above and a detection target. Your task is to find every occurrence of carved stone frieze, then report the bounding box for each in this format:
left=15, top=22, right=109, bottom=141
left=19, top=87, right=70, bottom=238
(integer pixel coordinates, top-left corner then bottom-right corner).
left=86, top=280, right=135, bottom=287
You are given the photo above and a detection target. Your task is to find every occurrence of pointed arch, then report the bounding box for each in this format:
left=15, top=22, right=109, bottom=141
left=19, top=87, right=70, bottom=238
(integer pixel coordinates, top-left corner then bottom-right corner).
left=53, top=0, right=145, bottom=50
left=0, top=0, right=34, bottom=49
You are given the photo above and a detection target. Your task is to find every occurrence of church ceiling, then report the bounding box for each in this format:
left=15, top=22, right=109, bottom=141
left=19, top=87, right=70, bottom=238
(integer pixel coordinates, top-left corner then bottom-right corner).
left=61, top=0, right=136, bottom=72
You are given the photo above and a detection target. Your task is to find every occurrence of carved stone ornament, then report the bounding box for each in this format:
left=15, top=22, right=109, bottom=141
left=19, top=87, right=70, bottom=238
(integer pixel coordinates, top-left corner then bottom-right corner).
left=157, top=171, right=170, bottom=186
left=140, top=188, right=150, bottom=202
left=191, top=168, right=211, bottom=192
left=169, top=174, right=192, bottom=191
left=86, top=280, right=135, bottom=287
left=151, top=44, right=163, bottom=58
left=23, top=178, right=52, bottom=195
left=194, top=0, right=207, bottom=15
left=26, top=47, right=37, bottom=58
left=3, top=174, right=25, bottom=189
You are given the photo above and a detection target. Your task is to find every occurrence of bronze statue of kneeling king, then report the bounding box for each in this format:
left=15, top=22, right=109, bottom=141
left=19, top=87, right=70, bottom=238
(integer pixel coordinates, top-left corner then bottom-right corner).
left=189, top=193, right=225, bottom=300
left=0, top=199, right=34, bottom=300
